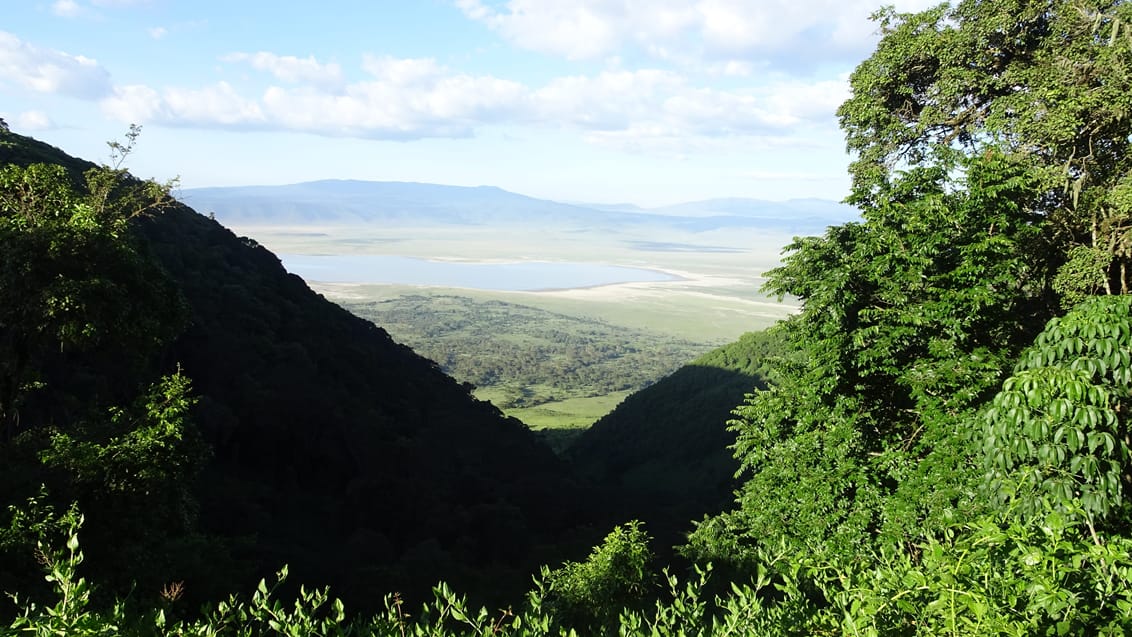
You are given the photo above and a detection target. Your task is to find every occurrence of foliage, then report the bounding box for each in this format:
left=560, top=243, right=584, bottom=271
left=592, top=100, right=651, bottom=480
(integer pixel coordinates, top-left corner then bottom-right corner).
left=792, top=511, right=1132, bottom=636
left=0, top=128, right=211, bottom=609
left=344, top=294, right=707, bottom=410
left=0, top=160, right=185, bottom=442
left=982, top=294, right=1132, bottom=529
left=692, top=0, right=1132, bottom=571
left=689, top=153, right=1051, bottom=564
left=839, top=0, right=1132, bottom=294
left=5, top=509, right=125, bottom=637
left=9, top=505, right=1132, bottom=636
left=1053, top=246, right=1114, bottom=309
left=541, top=521, right=655, bottom=632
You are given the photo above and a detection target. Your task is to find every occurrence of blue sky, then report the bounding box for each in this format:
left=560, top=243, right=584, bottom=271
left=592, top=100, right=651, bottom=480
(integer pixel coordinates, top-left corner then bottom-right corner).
left=1, top=0, right=936, bottom=206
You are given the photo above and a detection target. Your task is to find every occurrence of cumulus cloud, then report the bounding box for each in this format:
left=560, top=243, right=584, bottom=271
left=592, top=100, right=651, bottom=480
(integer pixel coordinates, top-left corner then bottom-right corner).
left=0, top=32, right=112, bottom=99
left=51, top=0, right=84, bottom=18
left=100, top=56, right=531, bottom=139
left=457, top=0, right=941, bottom=69
left=533, top=69, right=685, bottom=129
left=102, top=82, right=265, bottom=128
left=224, top=51, right=345, bottom=91
left=458, top=0, right=624, bottom=61
left=99, top=48, right=842, bottom=151
left=13, top=110, right=55, bottom=131
left=361, top=55, right=444, bottom=85
left=256, top=71, right=527, bottom=139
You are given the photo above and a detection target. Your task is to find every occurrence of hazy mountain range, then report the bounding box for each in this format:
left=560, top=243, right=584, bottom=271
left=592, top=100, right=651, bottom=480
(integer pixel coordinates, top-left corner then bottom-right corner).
left=182, top=180, right=859, bottom=235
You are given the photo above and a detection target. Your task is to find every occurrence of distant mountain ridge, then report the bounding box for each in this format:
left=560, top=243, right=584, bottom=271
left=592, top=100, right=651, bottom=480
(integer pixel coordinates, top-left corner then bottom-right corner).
left=184, top=180, right=858, bottom=235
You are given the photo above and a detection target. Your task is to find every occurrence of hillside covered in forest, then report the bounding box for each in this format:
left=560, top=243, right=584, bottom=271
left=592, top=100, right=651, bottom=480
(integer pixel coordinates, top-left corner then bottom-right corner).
left=565, top=329, right=785, bottom=547
left=0, top=129, right=606, bottom=613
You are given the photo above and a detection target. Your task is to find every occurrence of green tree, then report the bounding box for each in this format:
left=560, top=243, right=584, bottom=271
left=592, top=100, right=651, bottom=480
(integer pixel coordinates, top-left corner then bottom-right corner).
left=982, top=294, right=1132, bottom=532
left=542, top=521, right=655, bottom=632
left=0, top=128, right=208, bottom=608
left=691, top=0, right=1132, bottom=565
left=689, top=153, right=1052, bottom=563
left=839, top=0, right=1132, bottom=296
left=0, top=142, right=184, bottom=442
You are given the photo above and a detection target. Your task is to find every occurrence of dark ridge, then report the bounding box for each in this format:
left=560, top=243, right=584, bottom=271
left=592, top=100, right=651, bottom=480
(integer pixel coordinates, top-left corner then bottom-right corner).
left=565, top=329, right=786, bottom=549
left=0, top=130, right=601, bottom=610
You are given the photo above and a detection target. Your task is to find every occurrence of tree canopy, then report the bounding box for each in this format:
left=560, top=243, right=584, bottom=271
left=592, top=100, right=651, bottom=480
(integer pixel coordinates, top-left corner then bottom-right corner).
left=691, top=0, right=1132, bottom=567
left=840, top=0, right=1132, bottom=295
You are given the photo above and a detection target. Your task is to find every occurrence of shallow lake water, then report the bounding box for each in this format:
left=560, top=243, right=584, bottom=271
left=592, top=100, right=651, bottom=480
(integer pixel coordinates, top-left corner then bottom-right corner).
left=280, top=254, right=677, bottom=291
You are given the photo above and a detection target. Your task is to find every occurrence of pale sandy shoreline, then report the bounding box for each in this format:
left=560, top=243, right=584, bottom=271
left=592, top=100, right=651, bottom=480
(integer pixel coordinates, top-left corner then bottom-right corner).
left=305, top=263, right=743, bottom=301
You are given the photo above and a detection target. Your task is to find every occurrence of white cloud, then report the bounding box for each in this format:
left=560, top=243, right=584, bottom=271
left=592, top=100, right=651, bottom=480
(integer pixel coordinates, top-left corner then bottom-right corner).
left=476, top=1, right=623, bottom=61
left=0, top=32, right=112, bottom=99
left=361, top=55, right=448, bottom=85
left=162, top=82, right=266, bottom=125
left=101, top=84, right=163, bottom=122
left=458, top=0, right=943, bottom=69
left=100, top=57, right=528, bottom=139
left=51, top=0, right=83, bottom=18
left=13, top=110, right=55, bottom=131
left=758, top=77, right=851, bottom=125
left=96, top=48, right=844, bottom=147
left=224, top=52, right=345, bottom=91
left=102, top=82, right=264, bottom=127
left=148, top=26, right=167, bottom=39
left=528, top=69, right=842, bottom=151
left=258, top=67, right=528, bottom=138
left=534, top=69, right=685, bottom=129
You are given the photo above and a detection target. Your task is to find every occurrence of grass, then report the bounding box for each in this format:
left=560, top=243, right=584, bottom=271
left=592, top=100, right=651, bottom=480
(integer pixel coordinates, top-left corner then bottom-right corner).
left=477, top=389, right=635, bottom=451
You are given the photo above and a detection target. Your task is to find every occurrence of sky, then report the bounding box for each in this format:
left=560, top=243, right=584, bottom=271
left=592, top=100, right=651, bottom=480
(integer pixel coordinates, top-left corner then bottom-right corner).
left=1, top=0, right=938, bottom=207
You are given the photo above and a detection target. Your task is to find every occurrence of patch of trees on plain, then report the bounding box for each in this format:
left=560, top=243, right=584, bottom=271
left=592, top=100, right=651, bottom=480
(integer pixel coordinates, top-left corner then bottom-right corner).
left=344, top=295, right=708, bottom=409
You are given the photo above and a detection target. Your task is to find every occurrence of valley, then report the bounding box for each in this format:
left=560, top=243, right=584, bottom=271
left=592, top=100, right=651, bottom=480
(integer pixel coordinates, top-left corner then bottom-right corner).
left=218, top=219, right=804, bottom=442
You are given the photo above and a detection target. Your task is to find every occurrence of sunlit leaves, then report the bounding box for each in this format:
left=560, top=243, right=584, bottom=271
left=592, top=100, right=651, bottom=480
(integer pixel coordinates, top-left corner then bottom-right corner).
left=840, top=0, right=1132, bottom=297
left=0, top=158, right=186, bottom=439
left=702, top=152, right=1053, bottom=563
left=983, top=295, right=1132, bottom=525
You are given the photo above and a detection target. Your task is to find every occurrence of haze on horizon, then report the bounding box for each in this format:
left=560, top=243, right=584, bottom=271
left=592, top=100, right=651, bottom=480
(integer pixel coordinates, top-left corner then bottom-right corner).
left=2, top=0, right=938, bottom=207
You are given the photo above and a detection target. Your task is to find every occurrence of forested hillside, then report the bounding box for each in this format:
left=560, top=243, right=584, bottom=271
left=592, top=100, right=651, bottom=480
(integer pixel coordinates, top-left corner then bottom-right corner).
left=565, top=330, right=785, bottom=548
left=0, top=129, right=601, bottom=614
left=5, top=0, right=1132, bottom=634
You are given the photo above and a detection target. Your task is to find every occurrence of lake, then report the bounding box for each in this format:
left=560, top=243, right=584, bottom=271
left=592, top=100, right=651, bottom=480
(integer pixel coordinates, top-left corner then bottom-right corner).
left=280, top=254, right=678, bottom=291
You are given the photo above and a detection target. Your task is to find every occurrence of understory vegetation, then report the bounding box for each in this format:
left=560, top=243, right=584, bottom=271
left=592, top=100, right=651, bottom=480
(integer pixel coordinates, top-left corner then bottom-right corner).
left=4, top=0, right=1132, bottom=634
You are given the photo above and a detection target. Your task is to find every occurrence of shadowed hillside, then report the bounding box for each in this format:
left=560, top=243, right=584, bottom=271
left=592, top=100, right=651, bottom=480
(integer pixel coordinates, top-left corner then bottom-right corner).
left=0, top=131, right=599, bottom=612
left=135, top=206, right=595, bottom=602
left=566, top=329, right=786, bottom=547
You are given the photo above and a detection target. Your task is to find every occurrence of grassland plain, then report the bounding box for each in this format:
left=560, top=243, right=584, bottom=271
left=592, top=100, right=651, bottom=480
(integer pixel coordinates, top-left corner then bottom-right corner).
left=228, top=222, right=798, bottom=444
